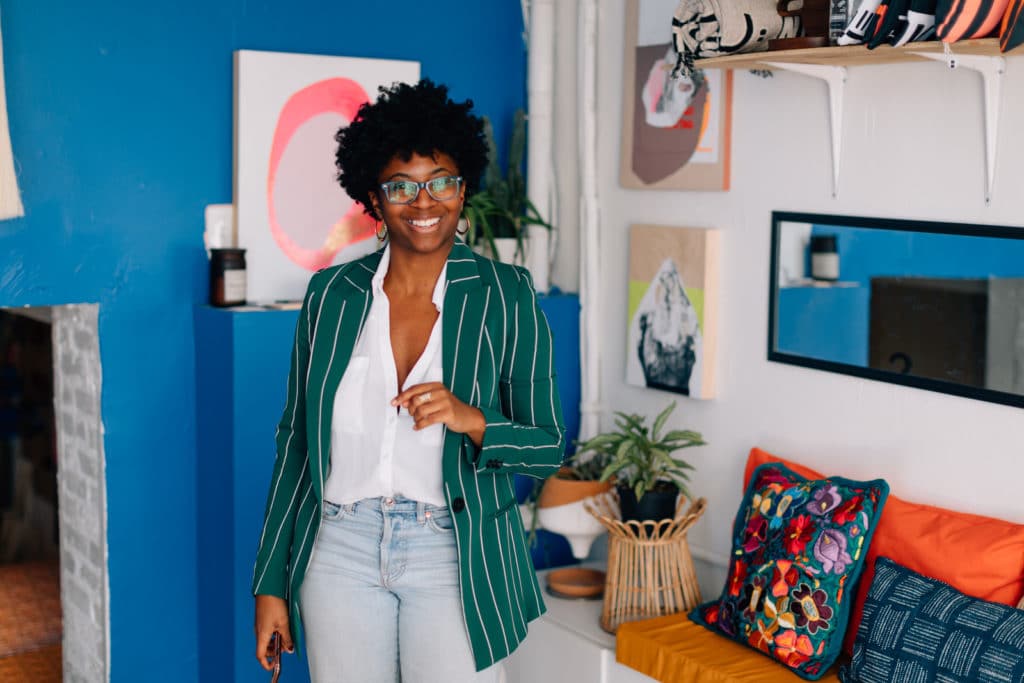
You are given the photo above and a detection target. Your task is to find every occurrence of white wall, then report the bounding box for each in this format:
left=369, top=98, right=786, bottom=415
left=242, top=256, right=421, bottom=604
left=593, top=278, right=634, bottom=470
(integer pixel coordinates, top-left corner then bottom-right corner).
left=549, top=0, right=582, bottom=291
left=562, top=2, right=1024, bottom=590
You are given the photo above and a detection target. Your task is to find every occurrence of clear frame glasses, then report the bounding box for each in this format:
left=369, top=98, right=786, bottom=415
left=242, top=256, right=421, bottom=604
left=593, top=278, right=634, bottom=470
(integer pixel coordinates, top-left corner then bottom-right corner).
left=379, top=175, right=463, bottom=205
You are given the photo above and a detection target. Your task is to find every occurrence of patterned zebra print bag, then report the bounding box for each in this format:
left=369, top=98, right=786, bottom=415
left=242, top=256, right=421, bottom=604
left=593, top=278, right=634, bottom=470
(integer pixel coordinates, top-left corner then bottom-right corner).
left=671, top=0, right=801, bottom=76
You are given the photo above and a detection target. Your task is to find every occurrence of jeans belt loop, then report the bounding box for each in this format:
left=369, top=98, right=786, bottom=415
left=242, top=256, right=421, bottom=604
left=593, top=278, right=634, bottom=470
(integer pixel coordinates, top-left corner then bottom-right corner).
left=417, top=500, right=427, bottom=524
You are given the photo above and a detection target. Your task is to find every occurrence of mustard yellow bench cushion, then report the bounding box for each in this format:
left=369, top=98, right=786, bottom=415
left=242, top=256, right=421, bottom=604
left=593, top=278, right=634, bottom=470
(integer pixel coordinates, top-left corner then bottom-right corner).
left=616, top=613, right=841, bottom=683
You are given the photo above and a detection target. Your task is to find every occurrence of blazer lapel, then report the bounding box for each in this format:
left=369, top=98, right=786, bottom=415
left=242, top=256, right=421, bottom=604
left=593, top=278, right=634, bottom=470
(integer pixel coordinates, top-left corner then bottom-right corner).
left=308, top=254, right=379, bottom=502
left=441, top=241, right=491, bottom=469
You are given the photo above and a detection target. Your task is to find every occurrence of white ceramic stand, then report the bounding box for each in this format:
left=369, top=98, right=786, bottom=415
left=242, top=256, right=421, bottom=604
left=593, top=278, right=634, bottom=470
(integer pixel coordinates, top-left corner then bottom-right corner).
left=537, top=499, right=605, bottom=559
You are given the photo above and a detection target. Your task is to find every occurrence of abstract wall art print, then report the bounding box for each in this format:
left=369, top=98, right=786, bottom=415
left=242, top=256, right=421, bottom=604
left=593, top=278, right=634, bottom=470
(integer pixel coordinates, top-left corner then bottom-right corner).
left=626, top=224, right=719, bottom=399
left=620, top=0, right=732, bottom=191
left=0, top=19, right=22, bottom=221
left=234, top=50, right=419, bottom=303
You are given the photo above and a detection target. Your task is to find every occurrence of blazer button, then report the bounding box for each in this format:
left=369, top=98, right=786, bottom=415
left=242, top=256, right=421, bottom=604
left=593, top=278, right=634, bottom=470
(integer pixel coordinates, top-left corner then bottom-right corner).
left=451, top=497, right=466, bottom=513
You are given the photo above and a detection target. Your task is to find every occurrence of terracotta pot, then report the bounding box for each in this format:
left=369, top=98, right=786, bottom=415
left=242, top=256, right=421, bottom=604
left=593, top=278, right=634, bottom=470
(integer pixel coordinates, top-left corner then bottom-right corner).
left=537, top=468, right=613, bottom=508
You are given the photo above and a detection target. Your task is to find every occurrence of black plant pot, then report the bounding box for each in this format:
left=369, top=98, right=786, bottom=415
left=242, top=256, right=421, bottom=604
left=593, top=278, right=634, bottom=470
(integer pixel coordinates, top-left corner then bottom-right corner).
left=617, top=483, right=679, bottom=523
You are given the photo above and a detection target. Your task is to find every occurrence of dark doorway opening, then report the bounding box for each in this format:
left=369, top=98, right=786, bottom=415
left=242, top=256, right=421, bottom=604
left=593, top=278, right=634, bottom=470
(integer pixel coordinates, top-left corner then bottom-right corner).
left=0, top=308, right=62, bottom=682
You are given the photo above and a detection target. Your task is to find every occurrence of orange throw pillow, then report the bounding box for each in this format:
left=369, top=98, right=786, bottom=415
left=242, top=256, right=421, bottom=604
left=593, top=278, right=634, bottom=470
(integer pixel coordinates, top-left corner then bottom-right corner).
left=744, top=447, right=1024, bottom=656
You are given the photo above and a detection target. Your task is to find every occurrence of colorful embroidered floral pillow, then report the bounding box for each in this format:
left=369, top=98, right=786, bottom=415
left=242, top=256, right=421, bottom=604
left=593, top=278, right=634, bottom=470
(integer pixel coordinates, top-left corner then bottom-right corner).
left=690, top=462, right=889, bottom=680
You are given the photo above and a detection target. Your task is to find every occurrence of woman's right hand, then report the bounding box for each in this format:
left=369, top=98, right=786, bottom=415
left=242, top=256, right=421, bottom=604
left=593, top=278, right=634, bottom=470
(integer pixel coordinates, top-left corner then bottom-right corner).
left=255, top=594, right=294, bottom=671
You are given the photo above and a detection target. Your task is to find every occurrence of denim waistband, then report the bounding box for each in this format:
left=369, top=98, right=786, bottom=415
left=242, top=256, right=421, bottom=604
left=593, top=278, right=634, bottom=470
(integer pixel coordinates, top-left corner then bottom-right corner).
left=324, top=496, right=448, bottom=524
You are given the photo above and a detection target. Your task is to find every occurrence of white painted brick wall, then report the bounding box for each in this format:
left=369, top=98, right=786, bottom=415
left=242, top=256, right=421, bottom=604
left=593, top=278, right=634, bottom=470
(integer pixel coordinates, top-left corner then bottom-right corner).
left=52, top=304, right=108, bottom=682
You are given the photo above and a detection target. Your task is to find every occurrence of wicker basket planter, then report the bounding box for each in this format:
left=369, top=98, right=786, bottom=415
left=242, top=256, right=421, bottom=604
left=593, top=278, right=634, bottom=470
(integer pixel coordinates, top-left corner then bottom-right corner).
left=585, top=491, right=706, bottom=633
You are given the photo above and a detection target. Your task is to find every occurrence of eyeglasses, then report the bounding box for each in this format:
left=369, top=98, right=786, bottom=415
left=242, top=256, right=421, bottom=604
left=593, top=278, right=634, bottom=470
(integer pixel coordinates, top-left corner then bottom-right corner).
left=379, top=176, right=463, bottom=205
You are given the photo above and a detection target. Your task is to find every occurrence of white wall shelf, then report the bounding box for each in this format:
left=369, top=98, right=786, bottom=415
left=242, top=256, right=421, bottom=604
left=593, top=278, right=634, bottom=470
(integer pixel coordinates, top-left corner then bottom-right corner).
left=693, top=37, right=1018, bottom=70
left=694, top=38, right=1020, bottom=201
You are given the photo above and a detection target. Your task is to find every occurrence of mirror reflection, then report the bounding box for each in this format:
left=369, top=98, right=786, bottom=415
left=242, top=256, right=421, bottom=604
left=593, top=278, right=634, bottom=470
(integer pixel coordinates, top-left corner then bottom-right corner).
left=770, top=212, right=1024, bottom=408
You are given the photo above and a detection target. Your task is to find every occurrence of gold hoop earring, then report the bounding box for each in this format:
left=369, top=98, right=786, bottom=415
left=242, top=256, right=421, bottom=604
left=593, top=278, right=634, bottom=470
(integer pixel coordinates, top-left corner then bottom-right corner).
left=457, top=214, right=471, bottom=237
left=376, top=220, right=388, bottom=242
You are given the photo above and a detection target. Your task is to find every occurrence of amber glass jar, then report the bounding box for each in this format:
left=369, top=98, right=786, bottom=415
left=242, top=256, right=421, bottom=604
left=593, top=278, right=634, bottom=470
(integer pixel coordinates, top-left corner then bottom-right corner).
left=209, top=248, right=247, bottom=307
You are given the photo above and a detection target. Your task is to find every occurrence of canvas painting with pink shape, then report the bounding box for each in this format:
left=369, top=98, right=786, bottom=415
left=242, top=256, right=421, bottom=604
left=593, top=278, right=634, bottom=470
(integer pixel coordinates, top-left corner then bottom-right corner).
left=234, top=50, right=420, bottom=303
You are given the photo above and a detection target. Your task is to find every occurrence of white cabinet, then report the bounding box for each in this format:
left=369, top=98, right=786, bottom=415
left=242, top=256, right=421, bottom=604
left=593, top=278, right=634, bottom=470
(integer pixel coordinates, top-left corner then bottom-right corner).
left=503, top=570, right=657, bottom=683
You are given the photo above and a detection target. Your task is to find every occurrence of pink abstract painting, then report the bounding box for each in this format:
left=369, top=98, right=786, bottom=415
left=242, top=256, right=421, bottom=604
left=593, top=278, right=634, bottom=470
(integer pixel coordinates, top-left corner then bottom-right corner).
left=235, top=50, right=419, bottom=302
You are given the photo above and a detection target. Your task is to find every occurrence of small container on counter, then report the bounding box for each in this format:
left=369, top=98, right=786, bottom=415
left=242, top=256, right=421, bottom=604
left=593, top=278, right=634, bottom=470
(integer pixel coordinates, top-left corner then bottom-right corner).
left=209, top=248, right=247, bottom=307
left=810, top=234, right=840, bottom=281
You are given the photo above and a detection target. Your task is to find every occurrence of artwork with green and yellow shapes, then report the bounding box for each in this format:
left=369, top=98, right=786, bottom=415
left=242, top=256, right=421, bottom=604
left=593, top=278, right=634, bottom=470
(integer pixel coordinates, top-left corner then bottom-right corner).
left=626, top=224, right=720, bottom=399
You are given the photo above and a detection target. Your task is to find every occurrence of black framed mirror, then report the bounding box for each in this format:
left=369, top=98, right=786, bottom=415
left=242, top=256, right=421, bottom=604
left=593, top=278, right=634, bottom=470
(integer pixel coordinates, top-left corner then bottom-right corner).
left=768, top=212, right=1024, bottom=409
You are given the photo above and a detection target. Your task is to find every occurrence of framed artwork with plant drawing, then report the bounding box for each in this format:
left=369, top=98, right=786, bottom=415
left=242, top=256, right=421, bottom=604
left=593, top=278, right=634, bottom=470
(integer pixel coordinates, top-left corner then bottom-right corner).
left=626, top=224, right=719, bottom=399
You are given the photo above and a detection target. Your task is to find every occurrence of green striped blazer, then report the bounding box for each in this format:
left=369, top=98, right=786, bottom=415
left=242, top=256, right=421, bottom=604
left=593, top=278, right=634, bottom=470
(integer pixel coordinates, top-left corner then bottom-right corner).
left=251, top=240, right=566, bottom=671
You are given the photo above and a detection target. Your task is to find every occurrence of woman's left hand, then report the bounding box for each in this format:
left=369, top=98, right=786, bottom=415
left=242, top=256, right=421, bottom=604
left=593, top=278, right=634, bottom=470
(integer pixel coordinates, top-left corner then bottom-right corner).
left=392, top=382, right=486, bottom=447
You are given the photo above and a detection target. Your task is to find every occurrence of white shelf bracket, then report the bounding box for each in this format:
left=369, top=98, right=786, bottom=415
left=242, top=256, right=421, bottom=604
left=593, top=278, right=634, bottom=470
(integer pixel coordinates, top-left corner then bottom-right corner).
left=761, top=62, right=848, bottom=198
left=909, top=47, right=1005, bottom=204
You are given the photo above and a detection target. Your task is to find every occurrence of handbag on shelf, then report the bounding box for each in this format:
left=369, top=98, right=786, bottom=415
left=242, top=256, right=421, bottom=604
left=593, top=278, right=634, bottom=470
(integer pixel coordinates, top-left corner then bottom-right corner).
left=935, top=0, right=1010, bottom=42
left=671, top=0, right=800, bottom=75
left=838, top=0, right=939, bottom=48
left=1002, top=0, right=1024, bottom=51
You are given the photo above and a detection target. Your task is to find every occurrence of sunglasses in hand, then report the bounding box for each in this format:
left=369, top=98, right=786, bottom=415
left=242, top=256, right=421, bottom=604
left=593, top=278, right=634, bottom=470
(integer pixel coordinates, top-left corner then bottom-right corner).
left=269, top=632, right=283, bottom=683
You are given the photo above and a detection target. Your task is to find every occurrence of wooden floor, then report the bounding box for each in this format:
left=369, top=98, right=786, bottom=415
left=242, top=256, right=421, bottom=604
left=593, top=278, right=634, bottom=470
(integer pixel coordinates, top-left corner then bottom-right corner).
left=0, top=644, right=61, bottom=682
left=0, top=562, right=62, bottom=682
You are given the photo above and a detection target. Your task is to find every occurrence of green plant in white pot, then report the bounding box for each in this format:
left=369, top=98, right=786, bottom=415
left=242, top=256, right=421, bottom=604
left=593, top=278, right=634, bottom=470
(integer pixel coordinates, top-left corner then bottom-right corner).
left=576, top=401, right=705, bottom=523
left=463, top=109, right=553, bottom=264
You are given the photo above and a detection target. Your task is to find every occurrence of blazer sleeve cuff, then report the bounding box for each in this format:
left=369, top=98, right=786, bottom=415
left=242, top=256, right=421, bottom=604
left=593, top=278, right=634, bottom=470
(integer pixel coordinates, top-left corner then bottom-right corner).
left=473, top=406, right=511, bottom=470
left=471, top=406, right=562, bottom=477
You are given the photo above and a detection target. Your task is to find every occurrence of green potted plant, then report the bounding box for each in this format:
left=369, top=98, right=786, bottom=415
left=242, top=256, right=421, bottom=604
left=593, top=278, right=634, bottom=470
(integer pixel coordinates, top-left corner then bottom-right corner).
left=464, top=109, right=553, bottom=264
left=576, top=401, right=705, bottom=523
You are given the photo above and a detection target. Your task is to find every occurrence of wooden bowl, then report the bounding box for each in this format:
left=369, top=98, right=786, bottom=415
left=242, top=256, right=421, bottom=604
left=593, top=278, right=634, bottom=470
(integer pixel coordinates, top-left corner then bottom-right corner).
left=546, top=567, right=606, bottom=599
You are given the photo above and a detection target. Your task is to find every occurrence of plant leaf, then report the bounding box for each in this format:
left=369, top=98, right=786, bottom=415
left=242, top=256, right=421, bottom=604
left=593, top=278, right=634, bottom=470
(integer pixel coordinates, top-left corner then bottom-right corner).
left=599, top=462, right=620, bottom=482
left=662, top=429, right=704, bottom=443
left=651, top=401, right=676, bottom=440
left=614, top=412, right=645, bottom=431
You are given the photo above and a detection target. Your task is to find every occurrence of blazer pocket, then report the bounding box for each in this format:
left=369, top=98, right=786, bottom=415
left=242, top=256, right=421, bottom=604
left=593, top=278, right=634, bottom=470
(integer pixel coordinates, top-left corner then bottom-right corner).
left=334, top=356, right=369, bottom=434
left=489, top=496, right=519, bottom=520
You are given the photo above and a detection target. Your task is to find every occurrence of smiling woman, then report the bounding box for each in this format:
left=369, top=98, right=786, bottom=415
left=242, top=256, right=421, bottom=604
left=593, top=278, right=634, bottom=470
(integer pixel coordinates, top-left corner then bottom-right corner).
left=371, top=151, right=465, bottom=257
left=251, top=79, right=566, bottom=683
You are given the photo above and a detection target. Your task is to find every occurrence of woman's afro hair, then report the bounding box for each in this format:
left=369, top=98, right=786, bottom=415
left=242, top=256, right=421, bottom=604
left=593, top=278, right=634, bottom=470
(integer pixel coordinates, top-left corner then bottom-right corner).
left=335, top=78, right=488, bottom=216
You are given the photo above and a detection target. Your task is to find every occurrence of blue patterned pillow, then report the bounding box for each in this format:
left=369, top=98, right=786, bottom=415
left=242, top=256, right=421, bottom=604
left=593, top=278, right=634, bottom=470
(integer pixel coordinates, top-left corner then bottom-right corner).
left=840, top=556, right=1024, bottom=682
left=690, top=462, right=889, bottom=680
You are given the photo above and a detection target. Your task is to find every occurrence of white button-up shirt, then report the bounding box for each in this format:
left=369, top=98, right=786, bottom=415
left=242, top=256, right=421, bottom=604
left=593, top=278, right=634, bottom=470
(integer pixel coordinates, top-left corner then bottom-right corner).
left=323, top=246, right=448, bottom=507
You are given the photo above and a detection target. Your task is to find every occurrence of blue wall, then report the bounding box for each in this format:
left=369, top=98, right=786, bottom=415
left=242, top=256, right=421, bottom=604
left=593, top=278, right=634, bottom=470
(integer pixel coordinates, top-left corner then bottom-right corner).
left=0, top=3, right=526, bottom=680
left=777, top=286, right=870, bottom=365
left=810, top=225, right=1024, bottom=284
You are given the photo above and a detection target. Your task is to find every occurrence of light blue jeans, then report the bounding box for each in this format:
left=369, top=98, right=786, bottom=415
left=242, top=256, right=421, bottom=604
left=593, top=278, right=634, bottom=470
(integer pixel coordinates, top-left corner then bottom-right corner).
left=299, top=496, right=501, bottom=683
